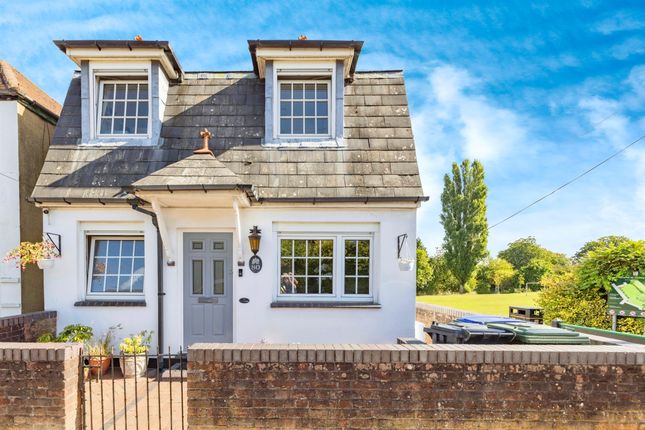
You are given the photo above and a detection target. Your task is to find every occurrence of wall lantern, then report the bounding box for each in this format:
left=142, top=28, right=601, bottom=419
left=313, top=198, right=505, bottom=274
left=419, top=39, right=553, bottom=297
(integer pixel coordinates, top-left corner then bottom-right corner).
left=248, top=226, right=262, bottom=255
left=248, top=226, right=263, bottom=273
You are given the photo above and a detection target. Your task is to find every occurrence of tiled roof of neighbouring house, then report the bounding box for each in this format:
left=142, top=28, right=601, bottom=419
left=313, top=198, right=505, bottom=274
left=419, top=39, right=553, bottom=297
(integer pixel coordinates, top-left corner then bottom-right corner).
left=32, top=71, right=425, bottom=203
left=0, top=60, right=62, bottom=118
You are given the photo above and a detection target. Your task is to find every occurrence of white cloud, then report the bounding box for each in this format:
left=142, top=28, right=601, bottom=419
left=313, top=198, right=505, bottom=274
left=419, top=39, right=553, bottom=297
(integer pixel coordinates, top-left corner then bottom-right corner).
left=595, top=11, right=645, bottom=35
left=610, top=37, right=645, bottom=60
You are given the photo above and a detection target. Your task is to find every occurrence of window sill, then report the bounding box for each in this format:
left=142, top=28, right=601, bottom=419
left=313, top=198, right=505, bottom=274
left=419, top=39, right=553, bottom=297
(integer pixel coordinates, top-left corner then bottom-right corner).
left=74, top=300, right=146, bottom=307
left=262, top=137, right=345, bottom=148
left=270, top=301, right=380, bottom=309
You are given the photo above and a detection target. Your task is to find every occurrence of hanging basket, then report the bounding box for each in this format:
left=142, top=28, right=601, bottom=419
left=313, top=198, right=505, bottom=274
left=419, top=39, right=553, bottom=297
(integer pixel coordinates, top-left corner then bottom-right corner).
left=37, top=258, right=55, bottom=270
left=398, top=258, right=415, bottom=271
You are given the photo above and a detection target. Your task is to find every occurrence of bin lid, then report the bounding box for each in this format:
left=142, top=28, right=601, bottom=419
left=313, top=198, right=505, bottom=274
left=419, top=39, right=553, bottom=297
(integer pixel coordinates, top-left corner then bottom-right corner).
left=487, top=323, right=581, bottom=337
left=456, top=315, right=526, bottom=325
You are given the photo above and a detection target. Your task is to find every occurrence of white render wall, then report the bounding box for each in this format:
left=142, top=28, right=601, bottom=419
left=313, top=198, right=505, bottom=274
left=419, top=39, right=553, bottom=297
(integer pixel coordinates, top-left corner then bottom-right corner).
left=0, top=101, right=22, bottom=317
left=42, top=203, right=417, bottom=350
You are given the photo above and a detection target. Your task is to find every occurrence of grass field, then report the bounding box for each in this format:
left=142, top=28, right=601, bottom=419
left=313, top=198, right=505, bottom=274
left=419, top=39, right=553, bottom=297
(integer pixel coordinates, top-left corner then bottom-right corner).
left=416, top=292, right=540, bottom=316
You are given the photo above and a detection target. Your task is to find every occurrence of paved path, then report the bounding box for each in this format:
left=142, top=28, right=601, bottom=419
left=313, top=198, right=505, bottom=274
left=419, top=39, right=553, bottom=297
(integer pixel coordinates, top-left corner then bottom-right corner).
left=83, top=369, right=187, bottom=430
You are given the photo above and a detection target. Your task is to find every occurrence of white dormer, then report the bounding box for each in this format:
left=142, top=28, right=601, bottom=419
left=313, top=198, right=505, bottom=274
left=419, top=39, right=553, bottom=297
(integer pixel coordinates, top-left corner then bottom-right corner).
left=54, top=40, right=183, bottom=146
left=248, top=39, right=363, bottom=147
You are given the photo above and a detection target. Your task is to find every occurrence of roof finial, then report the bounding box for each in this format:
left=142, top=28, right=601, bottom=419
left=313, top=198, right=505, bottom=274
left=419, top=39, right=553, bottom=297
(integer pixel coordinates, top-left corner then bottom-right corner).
left=195, top=128, right=214, bottom=156
left=134, top=35, right=143, bottom=41
left=298, top=35, right=308, bottom=40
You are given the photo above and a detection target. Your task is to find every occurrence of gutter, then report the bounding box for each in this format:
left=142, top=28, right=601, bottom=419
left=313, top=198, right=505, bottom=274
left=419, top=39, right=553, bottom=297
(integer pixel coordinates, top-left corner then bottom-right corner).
left=129, top=200, right=165, bottom=352
left=257, top=196, right=430, bottom=204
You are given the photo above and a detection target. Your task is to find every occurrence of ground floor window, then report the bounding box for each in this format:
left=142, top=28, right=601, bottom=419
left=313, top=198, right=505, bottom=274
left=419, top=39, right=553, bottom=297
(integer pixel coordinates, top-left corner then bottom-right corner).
left=87, top=237, right=144, bottom=295
left=278, top=234, right=372, bottom=301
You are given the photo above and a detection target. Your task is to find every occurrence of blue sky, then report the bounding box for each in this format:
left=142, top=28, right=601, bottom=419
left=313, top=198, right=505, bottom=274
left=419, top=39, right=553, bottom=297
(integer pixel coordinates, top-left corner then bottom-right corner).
left=1, top=0, right=644, bottom=256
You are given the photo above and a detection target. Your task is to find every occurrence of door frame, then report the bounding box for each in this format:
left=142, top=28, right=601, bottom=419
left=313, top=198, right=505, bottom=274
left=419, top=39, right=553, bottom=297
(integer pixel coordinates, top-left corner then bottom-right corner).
left=177, top=228, right=237, bottom=346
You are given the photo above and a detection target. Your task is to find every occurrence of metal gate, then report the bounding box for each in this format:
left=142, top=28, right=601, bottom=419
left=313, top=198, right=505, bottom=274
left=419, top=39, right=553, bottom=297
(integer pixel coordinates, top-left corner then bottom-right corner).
left=79, top=349, right=187, bottom=430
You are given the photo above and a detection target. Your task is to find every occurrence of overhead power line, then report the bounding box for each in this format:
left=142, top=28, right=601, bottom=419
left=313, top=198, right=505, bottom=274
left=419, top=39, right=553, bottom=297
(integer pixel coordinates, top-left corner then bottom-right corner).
left=489, top=133, right=645, bottom=230
left=0, top=172, right=18, bottom=182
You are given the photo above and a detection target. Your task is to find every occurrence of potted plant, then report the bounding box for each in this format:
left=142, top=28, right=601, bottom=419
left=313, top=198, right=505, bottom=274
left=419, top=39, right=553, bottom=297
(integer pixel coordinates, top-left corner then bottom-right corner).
left=3, top=241, right=59, bottom=270
left=85, top=325, right=121, bottom=377
left=119, top=330, right=152, bottom=378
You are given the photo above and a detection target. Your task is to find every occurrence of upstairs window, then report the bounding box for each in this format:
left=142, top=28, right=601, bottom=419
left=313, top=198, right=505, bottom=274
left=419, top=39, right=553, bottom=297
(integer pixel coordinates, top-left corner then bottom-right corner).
left=98, top=81, right=149, bottom=136
left=278, top=81, right=330, bottom=136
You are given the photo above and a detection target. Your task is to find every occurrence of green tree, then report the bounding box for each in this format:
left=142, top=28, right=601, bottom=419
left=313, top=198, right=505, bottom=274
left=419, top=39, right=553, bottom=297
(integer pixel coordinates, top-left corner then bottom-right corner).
left=440, top=160, right=488, bottom=293
left=498, top=237, right=569, bottom=287
left=578, top=240, right=645, bottom=292
left=416, top=239, right=433, bottom=294
left=475, top=258, right=517, bottom=294
left=573, top=236, right=630, bottom=263
left=425, top=249, right=461, bottom=294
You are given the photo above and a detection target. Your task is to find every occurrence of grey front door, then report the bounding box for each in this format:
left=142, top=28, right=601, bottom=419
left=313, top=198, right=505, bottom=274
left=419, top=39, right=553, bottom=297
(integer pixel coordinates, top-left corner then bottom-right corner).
left=183, top=233, right=233, bottom=345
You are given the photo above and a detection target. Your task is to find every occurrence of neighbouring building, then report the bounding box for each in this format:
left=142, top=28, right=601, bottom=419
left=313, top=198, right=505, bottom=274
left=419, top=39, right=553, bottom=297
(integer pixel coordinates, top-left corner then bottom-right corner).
left=0, top=61, right=61, bottom=317
left=31, top=38, right=426, bottom=350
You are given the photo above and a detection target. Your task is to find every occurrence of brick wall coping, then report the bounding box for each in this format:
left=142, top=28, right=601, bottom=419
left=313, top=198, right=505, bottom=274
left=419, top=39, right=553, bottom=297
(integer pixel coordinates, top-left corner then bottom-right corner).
left=0, top=342, right=81, bottom=361
left=415, top=302, right=475, bottom=317
left=188, top=343, right=645, bottom=365
left=0, top=310, right=57, bottom=328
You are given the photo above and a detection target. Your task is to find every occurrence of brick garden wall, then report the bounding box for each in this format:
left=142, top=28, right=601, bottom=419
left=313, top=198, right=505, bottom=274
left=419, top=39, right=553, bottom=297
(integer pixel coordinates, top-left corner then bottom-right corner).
left=0, top=343, right=81, bottom=430
left=0, top=311, right=57, bottom=342
left=188, top=344, right=645, bottom=430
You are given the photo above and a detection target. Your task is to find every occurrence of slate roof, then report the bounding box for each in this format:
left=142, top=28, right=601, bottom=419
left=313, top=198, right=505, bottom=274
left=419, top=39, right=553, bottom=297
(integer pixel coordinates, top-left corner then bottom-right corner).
left=32, top=70, right=425, bottom=203
left=0, top=60, right=62, bottom=118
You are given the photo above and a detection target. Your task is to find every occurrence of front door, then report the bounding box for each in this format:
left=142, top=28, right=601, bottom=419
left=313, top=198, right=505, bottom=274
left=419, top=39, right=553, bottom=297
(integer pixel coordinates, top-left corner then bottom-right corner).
left=183, top=233, right=233, bottom=345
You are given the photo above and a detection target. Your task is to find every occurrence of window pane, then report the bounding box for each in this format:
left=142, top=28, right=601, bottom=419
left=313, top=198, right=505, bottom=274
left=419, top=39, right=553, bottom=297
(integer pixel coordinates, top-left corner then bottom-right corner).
left=213, top=241, right=225, bottom=250
left=345, top=240, right=357, bottom=257
left=125, top=118, right=136, bottom=134
left=133, top=258, right=145, bottom=275
left=95, top=240, right=108, bottom=256
left=305, top=118, right=315, bottom=134
left=132, top=276, right=144, bottom=292
left=293, top=118, right=303, bottom=134
left=321, top=277, right=333, bottom=294
left=115, top=84, right=126, bottom=99
left=192, top=241, right=203, bottom=250
left=136, top=119, right=148, bottom=134
left=307, top=240, right=320, bottom=256
left=102, top=101, right=113, bottom=116
left=134, top=240, right=144, bottom=256
left=317, top=101, right=328, bottom=117
left=280, top=118, right=291, bottom=134
left=357, top=240, right=370, bottom=257
left=358, top=259, right=370, bottom=276
left=280, top=101, right=291, bottom=116
left=307, top=258, right=320, bottom=276
left=139, top=84, right=148, bottom=99
left=192, top=260, right=203, bottom=295
left=344, top=277, right=356, bottom=294
left=106, top=258, right=119, bottom=275
left=357, top=278, right=370, bottom=294
left=295, top=277, right=306, bottom=294
left=103, top=84, right=115, bottom=99
left=114, top=101, right=125, bottom=116
left=280, top=258, right=292, bottom=275
left=93, top=258, right=106, bottom=275
left=293, top=101, right=303, bottom=116
left=293, top=240, right=306, bottom=257
left=100, top=119, right=112, bottom=134
left=120, top=258, right=133, bottom=274
left=118, top=276, right=132, bottom=292
left=280, top=84, right=291, bottom=100
left=139, top=101, right=149, bottom=117
left=305, top=84, right=315, bottom=99
left=321, top=258, right=333, bottom=277
left=293, top=84, right=303, bottom=99
left=316, top=84, right=328, bottom=99
left=280, top=240, right=293, bottom=257
left=121, top=240, right=134, bottom=256
left=345, top=258, right=356, bottom=276
left=126, top=102, right=137, bottom=116
left=113, top=118, right=124, bottom=134
left=293, top=258, right=306, bottom=275
left=317, top=119, right=328, bottom=134
left=307, top=277, right=319, bottom=294
left=321, top=240, right=333, bottom=257
left=126, top=85, right=138, bottom=100
left=280, top=273, right=298, bottom=294
left=105, top=276, right=118, bottom=292
left=213, top=260, right=225, bottom=295
left=91, top=276, right=104, bottom=292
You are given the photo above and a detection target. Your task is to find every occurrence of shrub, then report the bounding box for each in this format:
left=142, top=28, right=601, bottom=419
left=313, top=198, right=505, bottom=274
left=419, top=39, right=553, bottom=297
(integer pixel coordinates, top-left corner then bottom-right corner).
left=578, top=241, right=645, bottom=292
left=120, top=331, right=153, bottom=355
left=37, top=324, right=93, bottom=343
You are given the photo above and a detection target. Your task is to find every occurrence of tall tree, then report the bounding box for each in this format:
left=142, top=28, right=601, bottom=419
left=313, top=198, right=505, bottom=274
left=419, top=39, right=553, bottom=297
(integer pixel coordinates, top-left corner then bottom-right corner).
left=498, top=236, right=569, bottom=286
left=440, top=160, right=488, bottom=293
left=573, top=235, right=630, bottom=263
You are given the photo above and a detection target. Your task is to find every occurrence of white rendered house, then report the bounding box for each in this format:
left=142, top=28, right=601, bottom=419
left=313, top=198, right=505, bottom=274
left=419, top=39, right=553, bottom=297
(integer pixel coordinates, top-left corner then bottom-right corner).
left=32, top=39, right=426, bottom=350
left=0, top=61, right=60, bottom=316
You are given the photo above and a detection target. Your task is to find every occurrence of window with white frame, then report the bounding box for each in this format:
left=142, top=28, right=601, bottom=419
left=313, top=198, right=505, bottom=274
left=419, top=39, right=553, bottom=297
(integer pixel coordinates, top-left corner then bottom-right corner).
left=88, top=237, right=144, bottom=294
left=278, top=81, right=330, bottom=136
left=98, top=81, right=149, bottom=136
left=278, top=235, right=372, bottom=300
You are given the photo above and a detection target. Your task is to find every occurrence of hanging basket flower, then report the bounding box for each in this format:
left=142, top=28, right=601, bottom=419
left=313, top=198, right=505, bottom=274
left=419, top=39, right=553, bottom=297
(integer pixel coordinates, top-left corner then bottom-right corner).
left=3, top=241, right=59, bottom=271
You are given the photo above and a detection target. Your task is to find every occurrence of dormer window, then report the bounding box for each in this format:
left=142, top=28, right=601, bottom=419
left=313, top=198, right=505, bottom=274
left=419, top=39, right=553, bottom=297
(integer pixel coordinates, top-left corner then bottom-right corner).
left=278, top=81, right=329, bottom=136
left=98, top=81, right=149, bottom=136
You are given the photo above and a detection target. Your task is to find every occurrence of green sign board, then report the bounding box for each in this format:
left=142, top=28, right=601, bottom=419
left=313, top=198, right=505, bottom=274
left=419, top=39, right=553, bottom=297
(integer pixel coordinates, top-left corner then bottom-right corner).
left=608, top=277, right=645, bottom=318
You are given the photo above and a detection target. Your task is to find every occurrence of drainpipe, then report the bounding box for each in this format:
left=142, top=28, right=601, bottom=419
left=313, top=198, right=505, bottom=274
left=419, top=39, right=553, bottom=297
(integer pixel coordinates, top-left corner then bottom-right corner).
left=130, top=202, right=165, bottom=352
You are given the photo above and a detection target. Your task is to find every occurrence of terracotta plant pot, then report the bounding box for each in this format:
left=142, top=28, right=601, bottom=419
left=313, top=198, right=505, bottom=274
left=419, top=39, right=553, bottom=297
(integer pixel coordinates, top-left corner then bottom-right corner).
left=37, top=259, right=55, bottom=269
left=120, top=355, right=148, bottom=378
left=88, top=356, right=111, bottom=377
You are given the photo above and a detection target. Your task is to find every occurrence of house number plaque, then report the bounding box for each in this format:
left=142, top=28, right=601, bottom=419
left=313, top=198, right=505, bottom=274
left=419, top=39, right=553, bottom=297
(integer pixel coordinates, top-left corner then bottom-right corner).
left=249, top=255, right=262, bottom=273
